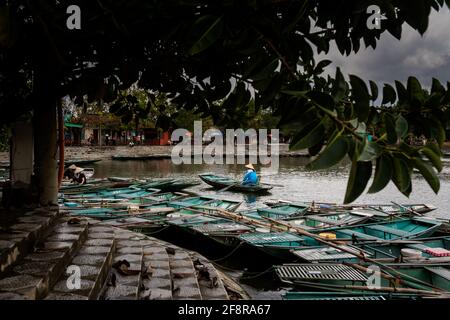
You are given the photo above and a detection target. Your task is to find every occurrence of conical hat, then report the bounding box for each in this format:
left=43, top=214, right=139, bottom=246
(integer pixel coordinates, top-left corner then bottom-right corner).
left=245, top=164, right=255, bottom=170
left=68, top=164, right=77, bottom=170
left=74, top=167, right=84, bottom=174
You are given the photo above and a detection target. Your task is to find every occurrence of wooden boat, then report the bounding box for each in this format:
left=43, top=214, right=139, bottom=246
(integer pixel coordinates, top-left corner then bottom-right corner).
left=357, top=236, right=450, bottom=263
left=66, top=205, right=176, bottom=220
left=257, top=203, right=309, bottom=219
left=167, top=196, right=242, bottom=212
left=316, top=217, right=442, bottom=242
left=291, top=236, right=450, bottom=264
left=198, top=174, right=273, bottom=193
left=275, top=262, right=450, bottom=293
left=112, top=154, right=169, bottom=160
left=61, top=186, right=161, bottom=202
left=282, top=212, right=374, bottom=230
left=157, top=179, right=200, bottom=192
left=265, top=200, right=437, bottom=215
left=238, top=232, right=307, bottom=260
left=140, top=178, right=200, bottom=192
left=64, top=159, right=102, bottom=166
left=167, top=213, right=254, bottom=247
left=282, top=291, right=426, bottom=300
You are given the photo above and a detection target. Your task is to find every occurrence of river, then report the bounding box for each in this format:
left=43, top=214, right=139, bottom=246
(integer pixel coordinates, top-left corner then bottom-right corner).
left=91, top=157, right=450, bottom=218
left=89, top=157, right=450, bottom=298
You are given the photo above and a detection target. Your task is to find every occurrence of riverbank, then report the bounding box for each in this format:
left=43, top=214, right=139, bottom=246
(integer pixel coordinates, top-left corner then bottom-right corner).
left=2, top=142, right=450, bottom=164
left=0, top=144, right=309, bottom=163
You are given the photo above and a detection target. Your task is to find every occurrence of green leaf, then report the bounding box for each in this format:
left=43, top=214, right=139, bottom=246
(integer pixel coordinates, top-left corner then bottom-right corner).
left=188, top=16, right=224, bottom=55
left=407, top=76, right=425, bottom=106
left=413, top=158, right=440, bottom=193
left=395, top=81, right=408, bottom=104
left=290, top=120, right=325, bottom=150
left=281, top=90, right=308, bottom=97
left=349, top=75, right=370, bottom=122
left=331, top=67, right=347, bottom=103
left=368, top=154, right=393, bottom=193
left=429, top=117, right=446, bottom=147
left=306, top=135, right=349, bottom=170
left=392, top=157, right=411, bottom=196
left=358, top=141, right=382, bottom=162
left=306, top=91, right=335, bottom=111
left=395, top=115, right=408, bottom=139
left=344, top=159, right=372, bottom=204
left=382, top=113, right=398, bottom=144
left=419, top=146, right=443, bottom=172
left=382, top=84, right=396, bottom=104
left=431, top=78, right=445, bottom=94
left=369, top=81, right=378, bottom=101
left=315, top=60, right=332, bottom=73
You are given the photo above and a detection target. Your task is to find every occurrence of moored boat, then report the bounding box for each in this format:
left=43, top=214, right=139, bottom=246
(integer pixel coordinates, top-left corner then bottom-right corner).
left=275, top=262, right=450, bottom=293
left=64, top=159, right=102, bottom=166
left=199, top=174, right=273, bottom=193
left=257, top=203, right=309, bottom=219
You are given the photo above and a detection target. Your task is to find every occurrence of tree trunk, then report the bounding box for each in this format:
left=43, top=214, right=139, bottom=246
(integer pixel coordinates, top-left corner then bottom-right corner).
left=34, top=103, right=58, bottom=206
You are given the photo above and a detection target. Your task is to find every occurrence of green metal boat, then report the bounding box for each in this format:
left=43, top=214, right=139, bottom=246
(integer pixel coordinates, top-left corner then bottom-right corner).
left=257, top=203, right=309, bottom=219
left=63, top=159, right=102, bottom=166
left=316, top=217, right=442, bottom=242
left=199, top=174, right=273, bottom=193
left=168, top=196, right=242, bottom=211
left=238, top=232, right=307, bottom=260
left=283, top=211, right=374, bottom=230
left=112, top=154, right=169, bottom=160
left=265, top=200, right=437, bottom=216
left=275, top=262, right=450, bottom=293
left=281, top=291, right=426, bottom=300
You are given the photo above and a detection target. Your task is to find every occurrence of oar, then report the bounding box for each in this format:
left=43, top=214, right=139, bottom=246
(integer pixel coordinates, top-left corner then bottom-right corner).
left=217, top=184, right=238, bottom=193
left=263, top=183, right=284, bottom=187
left=391, top=201, right=423, bottom=216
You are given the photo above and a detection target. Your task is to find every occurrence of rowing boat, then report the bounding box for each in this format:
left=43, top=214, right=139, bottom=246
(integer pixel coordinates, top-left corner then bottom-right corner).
left=167, top=196, right=242, bottom=212
left=238, top=232, right=307, bottom=260
left=265, top=200, right=437, bottom=215
left=64, top=159, right=102, bottom=166
left=281, top=291, right=426, bottom=300
left=198, top=174, right=273, bottom=193
left=316, top=217, right=442, bottom=242
left=112, top=154, right=169, bottom=160
left=275, top=262, right=450, bottom=292
left=282, top=211, right=374, bottom=230
left=257, top=203, right=309, bottom=219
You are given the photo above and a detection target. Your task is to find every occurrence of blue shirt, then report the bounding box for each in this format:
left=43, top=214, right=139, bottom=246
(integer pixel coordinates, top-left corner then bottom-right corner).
left=243, top=170, right=258, bottom=185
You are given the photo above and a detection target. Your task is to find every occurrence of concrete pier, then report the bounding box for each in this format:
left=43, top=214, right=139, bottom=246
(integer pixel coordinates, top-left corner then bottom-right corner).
left=0, top=208, right=240, bottom=300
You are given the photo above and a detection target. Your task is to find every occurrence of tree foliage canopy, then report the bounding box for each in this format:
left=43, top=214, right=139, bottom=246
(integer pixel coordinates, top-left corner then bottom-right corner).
left=1, top=0, right=449, bottom=202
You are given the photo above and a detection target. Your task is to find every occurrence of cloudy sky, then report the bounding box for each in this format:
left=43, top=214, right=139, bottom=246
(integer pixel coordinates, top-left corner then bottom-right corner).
left=318, top=6, right=450, bottom=92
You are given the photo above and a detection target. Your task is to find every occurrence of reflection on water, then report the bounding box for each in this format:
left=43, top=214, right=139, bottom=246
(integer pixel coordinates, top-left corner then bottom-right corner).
left=92, top=158, right=450, bottom=218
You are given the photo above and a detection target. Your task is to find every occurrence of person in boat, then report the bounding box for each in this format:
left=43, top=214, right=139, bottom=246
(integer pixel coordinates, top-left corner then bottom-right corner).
left=63, top=164, right=77, bottom=180
left=242, top=163, right=258, bottom=185
left=72, top=166, right=87, bottom=185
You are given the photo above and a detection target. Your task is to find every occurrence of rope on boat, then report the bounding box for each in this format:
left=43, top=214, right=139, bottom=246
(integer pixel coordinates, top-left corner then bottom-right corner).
left=210, top=242, right=245, bottom=262
left=138, top=225, right=171, bottom=235
left=239, top=266, right=275, bottom=280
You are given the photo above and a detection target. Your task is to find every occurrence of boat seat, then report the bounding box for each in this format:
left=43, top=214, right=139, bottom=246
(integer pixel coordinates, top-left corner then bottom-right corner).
left=364, top=225, right=411, bottom=237
left=337, top=229, right=379, bottom=240
left=424, top=267, right=450, bottom=281
left=308, top=215, right=341, bottom=225
left=259, top=208, right=301, bottom=217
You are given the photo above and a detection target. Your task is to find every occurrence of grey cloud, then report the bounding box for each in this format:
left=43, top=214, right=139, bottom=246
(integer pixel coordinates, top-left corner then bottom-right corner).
left=317, top=6, right=450, bottom=91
